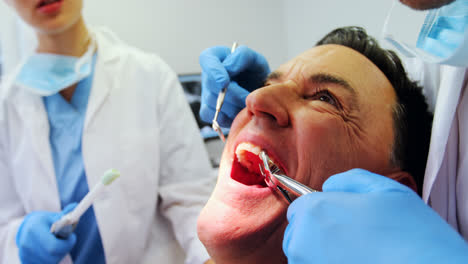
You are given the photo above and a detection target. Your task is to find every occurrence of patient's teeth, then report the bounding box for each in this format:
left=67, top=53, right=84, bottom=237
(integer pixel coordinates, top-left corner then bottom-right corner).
left=236, top=143, right=261, bottom=160
left=235, top=142, right=262, bottom=172
left=235, top=142, right=282, bottom=174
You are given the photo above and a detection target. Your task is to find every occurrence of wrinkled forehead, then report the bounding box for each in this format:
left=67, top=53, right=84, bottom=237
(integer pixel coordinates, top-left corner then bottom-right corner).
left=275, top=44, right=396, bottom=104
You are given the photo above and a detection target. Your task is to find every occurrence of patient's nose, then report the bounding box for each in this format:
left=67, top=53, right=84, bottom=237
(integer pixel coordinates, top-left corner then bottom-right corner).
left=246, top=81, right=294, bottom=127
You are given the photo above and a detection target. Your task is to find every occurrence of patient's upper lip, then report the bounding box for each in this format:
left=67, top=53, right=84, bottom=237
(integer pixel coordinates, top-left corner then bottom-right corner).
left=37, top=0, right=48, bottom=7
left=36, top=0, right=61, bottom=8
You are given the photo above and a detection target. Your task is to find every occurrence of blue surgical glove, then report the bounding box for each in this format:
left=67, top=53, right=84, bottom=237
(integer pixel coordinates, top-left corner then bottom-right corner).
left=16, top=203, right=78, bottom=264
left=283, top=169, right=468, bottom=264
left=199, top=45, right=270, bottom=127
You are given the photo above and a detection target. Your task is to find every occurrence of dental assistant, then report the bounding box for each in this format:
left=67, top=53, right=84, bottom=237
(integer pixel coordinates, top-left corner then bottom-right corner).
left=198, top=0, right=468, bottom=263
left=0, top=0, right=214, bottom=264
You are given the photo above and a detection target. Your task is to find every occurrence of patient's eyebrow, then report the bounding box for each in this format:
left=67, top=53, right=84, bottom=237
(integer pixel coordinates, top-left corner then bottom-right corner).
left=310, top=73, right=359, bottom=111
left=265, top=71, right=358, bottom=109
left=265, top=71, right=283, bottom=83
left=266, top=72, right=355, bottom=95
left=309, top=73, right=356, bottom=96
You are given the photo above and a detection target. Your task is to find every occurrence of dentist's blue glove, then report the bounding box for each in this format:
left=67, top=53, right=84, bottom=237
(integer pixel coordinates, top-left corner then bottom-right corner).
left=283, top=169, right=468, bottom=264
left=199, top=45, right=270, bottom=127
left=16, top=203, right=78, bottom=264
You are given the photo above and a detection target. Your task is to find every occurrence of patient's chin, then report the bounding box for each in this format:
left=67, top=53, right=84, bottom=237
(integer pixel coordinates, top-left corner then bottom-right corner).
left=198, top=196, right=265, bottom=248
left=197, top=199, right=289, bottom=264
left=197, top=148, right=290, bottom=262
left=197, top=200, right=251, bottom=261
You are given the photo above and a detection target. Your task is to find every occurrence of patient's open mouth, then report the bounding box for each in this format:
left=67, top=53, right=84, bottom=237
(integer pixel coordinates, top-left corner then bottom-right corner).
left=231, top=142, right=268, bottom=187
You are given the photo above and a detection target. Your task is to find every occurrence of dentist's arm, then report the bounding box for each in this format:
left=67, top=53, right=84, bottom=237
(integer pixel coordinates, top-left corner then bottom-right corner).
left=0, top=110, right=76, bottom=264
left=283, top=169, right=468, bottom=264
left=199, top=45, right=270, bottom=127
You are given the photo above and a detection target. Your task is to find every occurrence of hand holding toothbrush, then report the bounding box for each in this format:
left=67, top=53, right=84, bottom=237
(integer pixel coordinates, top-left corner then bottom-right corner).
left=16, top=169, right=119, bottom=263
left=50, top=169, right=120, bottom=238
left=16, top=203, right=78, bottom=264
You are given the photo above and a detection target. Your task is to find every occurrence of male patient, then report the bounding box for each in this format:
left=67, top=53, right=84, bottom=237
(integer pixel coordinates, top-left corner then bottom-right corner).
left=197, top=26, right=433, bottom=264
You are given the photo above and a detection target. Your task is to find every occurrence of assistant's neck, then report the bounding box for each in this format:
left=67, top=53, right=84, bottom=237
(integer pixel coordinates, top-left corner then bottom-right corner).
left=35, top=16, right=91, bottom=102
left=36, top=16, right=90, bottom=57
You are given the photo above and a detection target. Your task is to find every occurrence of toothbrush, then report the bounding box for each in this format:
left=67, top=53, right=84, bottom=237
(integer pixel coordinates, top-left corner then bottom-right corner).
left=50, top=169, right=120, bottom=239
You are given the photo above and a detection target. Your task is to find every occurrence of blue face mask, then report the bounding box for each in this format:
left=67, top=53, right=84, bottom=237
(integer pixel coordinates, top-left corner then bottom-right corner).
left=15, top=37, right=96, bottom=96
left=384, top=0, right=468, bottom=67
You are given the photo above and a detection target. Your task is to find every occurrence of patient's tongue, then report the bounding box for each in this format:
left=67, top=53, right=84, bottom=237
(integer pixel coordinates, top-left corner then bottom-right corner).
left=231, top=151, right=266, bottom=186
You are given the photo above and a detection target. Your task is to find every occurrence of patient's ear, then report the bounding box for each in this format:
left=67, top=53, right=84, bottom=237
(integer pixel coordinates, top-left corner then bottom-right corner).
left=386, top=171, right=417, bottom=193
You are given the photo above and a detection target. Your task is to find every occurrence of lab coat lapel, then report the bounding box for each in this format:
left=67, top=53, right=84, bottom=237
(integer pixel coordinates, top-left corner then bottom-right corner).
left=423, top=66, right=467, bottom=202
left=83, top=32, right=119, bottom=131
left=13, top=91, right=60, bottom=207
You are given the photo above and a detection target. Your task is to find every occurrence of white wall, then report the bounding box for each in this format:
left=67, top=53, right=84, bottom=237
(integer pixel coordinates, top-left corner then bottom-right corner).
left=82, top=0, right=425, bottom=74
left=283, top=0, right=428, bottom=61
left=1, top=0, right=429, bottom=75
left=83, top=0, right=287, bottom=74
left=284, top=0, right=387, bottom=60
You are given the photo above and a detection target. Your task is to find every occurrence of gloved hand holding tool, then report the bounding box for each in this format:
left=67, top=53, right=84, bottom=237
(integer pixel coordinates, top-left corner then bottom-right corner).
left=283, top=169, right=468, bottom=264
left=199, top=45, right=270, bottom=127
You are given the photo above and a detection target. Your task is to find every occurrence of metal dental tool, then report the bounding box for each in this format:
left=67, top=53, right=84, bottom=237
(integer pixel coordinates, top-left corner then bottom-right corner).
left=212, top=42, right=239, bottom=143
left=259, top=151, right=318, bottom=203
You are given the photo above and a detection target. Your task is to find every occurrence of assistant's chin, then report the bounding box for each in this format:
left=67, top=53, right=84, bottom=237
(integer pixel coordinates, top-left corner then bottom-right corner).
left=37, top=13, right=84, bottom=36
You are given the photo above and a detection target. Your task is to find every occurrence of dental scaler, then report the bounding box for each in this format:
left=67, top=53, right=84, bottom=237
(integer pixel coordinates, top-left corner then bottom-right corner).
left=212, top=42, right=239, bottom=143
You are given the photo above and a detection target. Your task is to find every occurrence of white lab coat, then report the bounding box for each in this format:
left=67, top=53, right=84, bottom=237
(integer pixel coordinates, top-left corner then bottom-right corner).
left=0, top=2, right=36, bottom=77
left=404, top=58, right=468, bottom=240
left=0, top=27, right=214, bottom=264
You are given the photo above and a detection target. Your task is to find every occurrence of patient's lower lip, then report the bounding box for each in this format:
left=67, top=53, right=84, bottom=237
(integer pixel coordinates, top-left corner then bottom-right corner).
left=37, top=0, right=62, bottom=14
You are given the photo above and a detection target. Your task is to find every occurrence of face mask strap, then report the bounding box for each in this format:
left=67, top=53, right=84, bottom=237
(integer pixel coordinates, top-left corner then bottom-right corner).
left=74, top=34, right=96, bottom=75
left=382, top=0, right=397, bottom=40
left=382, top=1, right=443, bottom=62
left=383, top=0, right=468, bottom=66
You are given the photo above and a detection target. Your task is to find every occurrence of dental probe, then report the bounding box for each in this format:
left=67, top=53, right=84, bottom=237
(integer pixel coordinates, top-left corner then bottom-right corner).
left=259, top=151, right=318, bottom=203
left=50, top=169, right=120, bottom=239
left=212, top=42, right=239, bottom=143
